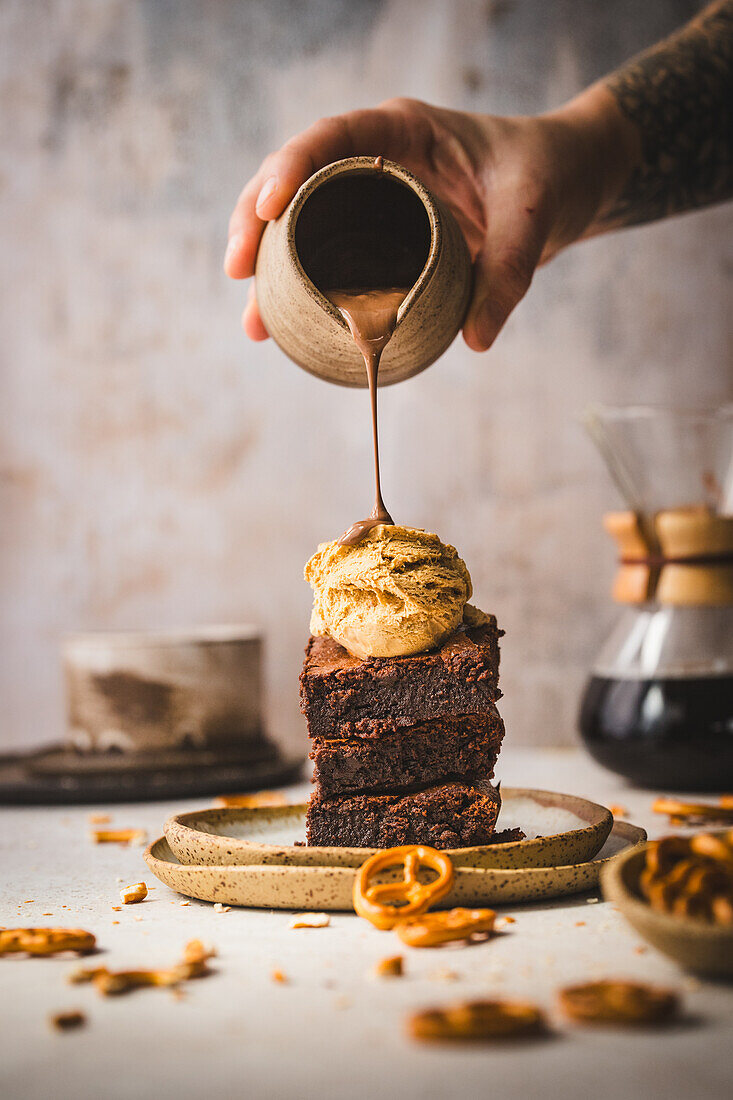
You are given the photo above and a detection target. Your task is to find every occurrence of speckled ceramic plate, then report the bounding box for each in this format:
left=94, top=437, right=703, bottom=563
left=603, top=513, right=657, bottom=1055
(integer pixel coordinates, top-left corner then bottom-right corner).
left=145, top=820, right=645, bottom=910
left=601, top=841, right=733, bottom=979
left=164, top=788, right=614, bottom=870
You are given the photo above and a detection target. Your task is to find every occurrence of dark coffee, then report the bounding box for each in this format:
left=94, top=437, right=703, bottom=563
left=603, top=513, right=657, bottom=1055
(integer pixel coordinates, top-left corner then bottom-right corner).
left=579, top=674, right=733, bottom=790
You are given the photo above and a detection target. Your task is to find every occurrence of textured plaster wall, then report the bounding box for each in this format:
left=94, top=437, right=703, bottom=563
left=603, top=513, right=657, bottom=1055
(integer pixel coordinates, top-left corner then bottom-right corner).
left=1, top=0, right=731, bottom=755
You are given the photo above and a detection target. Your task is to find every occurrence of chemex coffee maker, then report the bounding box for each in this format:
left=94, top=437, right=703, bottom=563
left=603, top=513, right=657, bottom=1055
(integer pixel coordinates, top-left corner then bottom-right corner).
left=579, top=404, right=733, bottom=791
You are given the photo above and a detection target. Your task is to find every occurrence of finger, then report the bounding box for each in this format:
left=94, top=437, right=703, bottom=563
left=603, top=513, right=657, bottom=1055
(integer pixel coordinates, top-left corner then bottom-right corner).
left=241, top=283, right=270, bottom=341
left=463, top=193, right=549, bottom=352
left=225, top=175, right=266, bottom=279
left=224, top=107, right=409, bottom=280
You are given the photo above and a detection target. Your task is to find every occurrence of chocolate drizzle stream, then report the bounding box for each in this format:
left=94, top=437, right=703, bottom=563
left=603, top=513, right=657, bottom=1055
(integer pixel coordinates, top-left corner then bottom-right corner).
left=327, top=287, right=408, bottom=545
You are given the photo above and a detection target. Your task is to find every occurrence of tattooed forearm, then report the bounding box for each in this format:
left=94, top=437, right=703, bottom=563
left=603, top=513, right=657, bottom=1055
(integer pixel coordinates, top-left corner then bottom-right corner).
left=602, top=1, right=733, bottom=228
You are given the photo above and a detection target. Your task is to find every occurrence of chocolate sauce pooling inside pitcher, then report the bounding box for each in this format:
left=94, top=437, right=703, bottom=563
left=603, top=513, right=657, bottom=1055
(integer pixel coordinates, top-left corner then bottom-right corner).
left=327, top=287, right=408, bottom=546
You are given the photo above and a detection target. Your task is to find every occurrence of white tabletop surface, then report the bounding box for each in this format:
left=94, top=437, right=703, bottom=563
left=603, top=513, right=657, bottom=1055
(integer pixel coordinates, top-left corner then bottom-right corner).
left=1, top=747, right=731, bottom=1100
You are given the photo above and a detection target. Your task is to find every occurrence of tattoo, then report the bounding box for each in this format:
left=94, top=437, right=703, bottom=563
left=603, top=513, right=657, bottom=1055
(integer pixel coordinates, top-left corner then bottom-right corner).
left=604, top=1, right=733, bottom=227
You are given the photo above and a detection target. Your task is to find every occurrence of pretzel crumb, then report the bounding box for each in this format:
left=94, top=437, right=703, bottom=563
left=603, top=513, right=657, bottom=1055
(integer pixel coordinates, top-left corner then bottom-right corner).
left=88, top=813, right=111, bottom=824
left=183, top=939, right=216, bottom=965
left=50, top=1010, right=86, bottom=1032
left=213, top=903, right=231, bottom=914
left=289, top=913, right=330, bottom=929
left=271, top=968, right=288, bottom=984
left=180, top=901, right=190, bottom=906
left=429, top=968, right=459, bottom=982
left=120, top=883, right=148, bottom=905
left=374, top=955, right=404, bottom=978
left=609, top=804, right=628, bottom=818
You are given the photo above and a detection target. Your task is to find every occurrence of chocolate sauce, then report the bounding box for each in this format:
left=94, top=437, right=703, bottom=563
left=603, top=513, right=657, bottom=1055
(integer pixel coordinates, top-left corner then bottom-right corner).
left=327, top=287, right=408, bottom=546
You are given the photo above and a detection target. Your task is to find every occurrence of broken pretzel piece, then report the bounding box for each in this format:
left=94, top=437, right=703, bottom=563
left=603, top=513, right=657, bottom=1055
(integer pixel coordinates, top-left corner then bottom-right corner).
left=90, top=828, right=147, bottom=846
left=289, top=913, right=330, bottom=929
left=0, top=928, right=96, bottom=957
left=69, top=940, right=214, bottom=996
left=408, top=999, right=546, bottom=1043
left=396, top=907, right=496, bottom=948
left=559, top=980, right=679, bottom=1026
left=120, top=883, right=148, bottom=905
left=214, top=790, right=287, bottom=809
left=652, top=797, right=733, bottom=827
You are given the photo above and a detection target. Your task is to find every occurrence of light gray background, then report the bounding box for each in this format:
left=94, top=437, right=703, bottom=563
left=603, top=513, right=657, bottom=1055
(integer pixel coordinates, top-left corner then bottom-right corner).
left=1, top=0, right=731, bottom=755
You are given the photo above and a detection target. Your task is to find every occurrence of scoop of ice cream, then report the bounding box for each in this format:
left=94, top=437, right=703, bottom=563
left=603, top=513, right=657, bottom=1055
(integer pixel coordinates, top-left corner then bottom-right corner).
left=304, top=525, right=473, bottom=659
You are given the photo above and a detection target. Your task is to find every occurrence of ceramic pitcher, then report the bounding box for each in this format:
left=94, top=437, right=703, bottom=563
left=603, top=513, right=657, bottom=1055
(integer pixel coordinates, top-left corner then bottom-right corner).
left=255, top=156, right=472, bottom=387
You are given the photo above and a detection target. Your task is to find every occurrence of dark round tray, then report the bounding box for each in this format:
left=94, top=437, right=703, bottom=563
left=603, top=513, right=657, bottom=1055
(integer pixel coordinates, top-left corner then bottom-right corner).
left=0, top=744, right=304, bottom=804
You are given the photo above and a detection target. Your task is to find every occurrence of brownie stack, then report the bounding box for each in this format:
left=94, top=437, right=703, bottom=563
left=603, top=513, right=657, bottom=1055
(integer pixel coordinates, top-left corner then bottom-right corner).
left=301, top=615, right=507, bottom=848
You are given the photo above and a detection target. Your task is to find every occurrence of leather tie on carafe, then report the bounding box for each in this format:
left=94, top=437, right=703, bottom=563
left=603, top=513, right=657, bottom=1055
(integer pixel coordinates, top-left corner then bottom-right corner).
left=604, top=508, right=733, bottom=606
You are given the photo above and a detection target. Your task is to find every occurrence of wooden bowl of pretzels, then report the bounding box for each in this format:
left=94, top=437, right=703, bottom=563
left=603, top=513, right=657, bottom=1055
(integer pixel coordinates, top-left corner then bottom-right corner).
left=601, top=830, right=733, bottom=979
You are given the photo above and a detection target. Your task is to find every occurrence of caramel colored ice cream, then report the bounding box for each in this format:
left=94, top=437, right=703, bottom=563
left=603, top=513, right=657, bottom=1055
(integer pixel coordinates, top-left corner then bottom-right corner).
left=305, top=525, right=474, bottom=660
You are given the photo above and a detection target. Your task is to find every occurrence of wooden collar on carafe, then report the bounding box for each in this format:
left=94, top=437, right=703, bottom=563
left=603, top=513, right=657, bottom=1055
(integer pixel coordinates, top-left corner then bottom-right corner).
left=604, top=508, right=733, bottom=606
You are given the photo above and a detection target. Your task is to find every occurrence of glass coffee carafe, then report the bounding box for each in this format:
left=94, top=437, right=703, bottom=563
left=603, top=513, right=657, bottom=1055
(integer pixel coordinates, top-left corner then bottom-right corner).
left=578, top=404, right=733, bottom=790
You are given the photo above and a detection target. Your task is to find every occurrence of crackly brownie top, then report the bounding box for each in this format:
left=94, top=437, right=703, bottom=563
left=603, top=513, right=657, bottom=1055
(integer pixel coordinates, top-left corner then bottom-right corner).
left=303, top=619, right=502, bottom=680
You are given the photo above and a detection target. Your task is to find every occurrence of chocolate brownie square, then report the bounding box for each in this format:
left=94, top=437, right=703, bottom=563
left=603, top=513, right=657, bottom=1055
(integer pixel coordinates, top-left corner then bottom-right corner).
left=310, top=709, right=504, bottom=797
left=300, top=620, right=502, bottom=739
left=306, top=779, right=501, bottom=849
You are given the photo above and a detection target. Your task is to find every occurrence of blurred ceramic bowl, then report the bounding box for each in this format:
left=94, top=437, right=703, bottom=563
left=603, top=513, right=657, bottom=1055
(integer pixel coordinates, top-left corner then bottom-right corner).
left=601, top=841, right=733, bottom=979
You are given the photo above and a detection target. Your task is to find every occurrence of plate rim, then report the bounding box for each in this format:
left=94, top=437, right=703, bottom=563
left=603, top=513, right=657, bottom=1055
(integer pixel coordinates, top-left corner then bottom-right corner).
left=164, top=786, right=614, bottom=868
left=144, top=820, right=647, bottom=909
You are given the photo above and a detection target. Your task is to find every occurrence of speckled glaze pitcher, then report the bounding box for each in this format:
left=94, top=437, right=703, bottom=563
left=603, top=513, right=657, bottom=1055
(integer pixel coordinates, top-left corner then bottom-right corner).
left=255, top=156, right=472, bottom=387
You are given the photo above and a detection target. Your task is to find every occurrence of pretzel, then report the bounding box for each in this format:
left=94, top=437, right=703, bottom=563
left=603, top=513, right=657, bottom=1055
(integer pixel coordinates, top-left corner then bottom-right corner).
left=352, top=846, right=454, bottom=930
left=559, top=980, right=678, bottom=1026
left=0, top=928, right=96, bottom=957
left=396, top=907, right=496, bottom=948
left=408, top=999, right=545, bottom=1042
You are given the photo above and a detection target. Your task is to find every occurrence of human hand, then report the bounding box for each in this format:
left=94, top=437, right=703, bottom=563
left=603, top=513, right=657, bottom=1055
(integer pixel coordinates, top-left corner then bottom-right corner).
left=225, top=93, right=636, bottom=351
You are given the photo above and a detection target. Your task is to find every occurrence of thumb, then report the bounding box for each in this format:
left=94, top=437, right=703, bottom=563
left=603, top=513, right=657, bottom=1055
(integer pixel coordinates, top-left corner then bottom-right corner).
left=463, top=199, right=549, bottom=353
